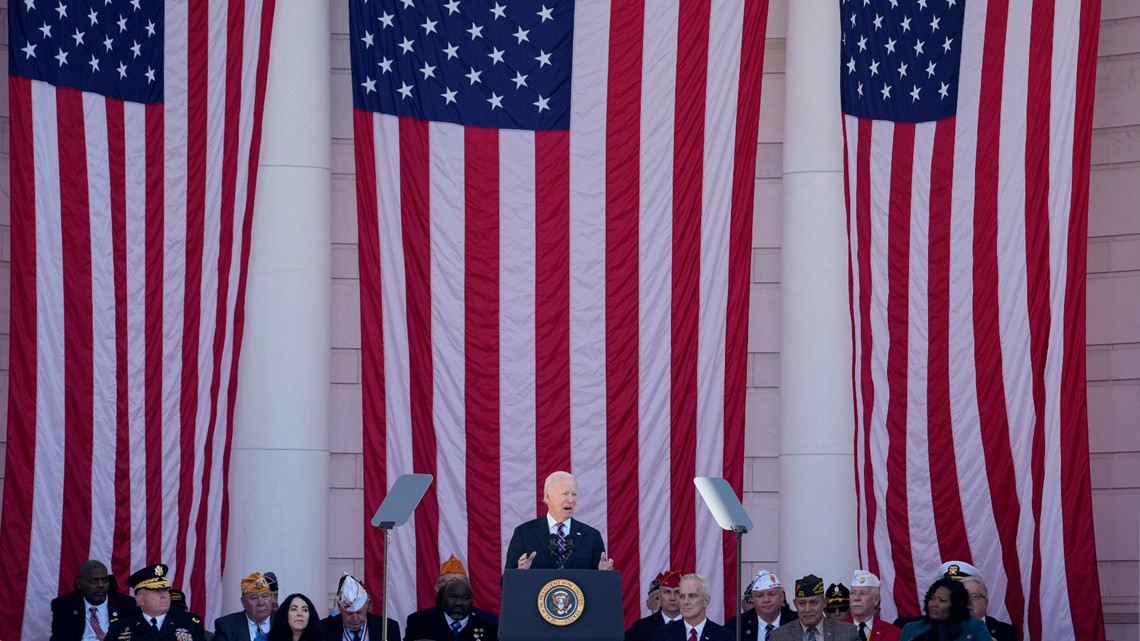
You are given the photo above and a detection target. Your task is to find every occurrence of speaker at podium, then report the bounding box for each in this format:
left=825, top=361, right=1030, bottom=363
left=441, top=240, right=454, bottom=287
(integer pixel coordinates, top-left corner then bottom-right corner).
left=500, top=569, right=625, bottom=641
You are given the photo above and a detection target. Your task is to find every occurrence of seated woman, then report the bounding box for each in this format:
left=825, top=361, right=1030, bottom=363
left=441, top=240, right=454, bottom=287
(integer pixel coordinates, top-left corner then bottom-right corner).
left=268, top=593, right=324, bottom=641
left=899, top=578, right=992, bottom=641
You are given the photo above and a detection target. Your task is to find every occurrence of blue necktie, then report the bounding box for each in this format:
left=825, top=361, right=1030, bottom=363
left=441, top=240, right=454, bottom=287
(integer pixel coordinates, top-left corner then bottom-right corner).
left=556, top=523, right=568, bottom=566
left=450, top=620, right=462, bottom=637
left=255, top=623, right=266, bottom=641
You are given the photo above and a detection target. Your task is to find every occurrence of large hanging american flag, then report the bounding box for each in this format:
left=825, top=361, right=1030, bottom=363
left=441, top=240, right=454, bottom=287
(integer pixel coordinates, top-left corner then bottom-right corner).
left=0, top=0, right=277, bottom=638
left=348, top=0, right=768, bottom=627
left=841, top=0, right=1104, bottom=639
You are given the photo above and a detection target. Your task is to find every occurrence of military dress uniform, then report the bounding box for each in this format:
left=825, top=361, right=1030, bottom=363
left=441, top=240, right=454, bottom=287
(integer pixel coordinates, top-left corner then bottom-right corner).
left=106, top=565, right=207, bottom=641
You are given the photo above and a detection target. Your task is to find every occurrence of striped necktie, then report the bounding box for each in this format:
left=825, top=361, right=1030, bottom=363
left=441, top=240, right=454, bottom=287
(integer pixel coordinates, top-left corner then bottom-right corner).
left=89, top=607, right=106, bottom=641
left=555, top=522, right=568, bottom=566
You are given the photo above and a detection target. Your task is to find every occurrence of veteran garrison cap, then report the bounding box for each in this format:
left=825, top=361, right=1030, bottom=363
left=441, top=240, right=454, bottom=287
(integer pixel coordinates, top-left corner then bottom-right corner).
left=263, top=571, right=279, bottom=592
left=127, top=564, right=172, bottom=591
left=648, top=572, right=664, bottom=595
left=659, top=570, right=682, bottom=589
left=795, top=574, right=825, bottom=598
left=826, top=583, right=850, bottom=606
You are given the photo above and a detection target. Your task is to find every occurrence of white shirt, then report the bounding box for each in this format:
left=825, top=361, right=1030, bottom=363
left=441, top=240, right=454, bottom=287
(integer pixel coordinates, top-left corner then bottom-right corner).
left=684, top=618, right=707, bottom=640
left=81, top=599, right=109, bottom=641
left=854, top=618, right=874, bottom=633
left=445, top=614, right=469, bottom=633
left=246, top=615, right=270, bottom=640
left=546, top=514, right=572, bottom=534
left=660, top=612, right=682, bottom=624
left=756, top=612, right=781, bottom=631
left=143, top=614, right=167, bottom=630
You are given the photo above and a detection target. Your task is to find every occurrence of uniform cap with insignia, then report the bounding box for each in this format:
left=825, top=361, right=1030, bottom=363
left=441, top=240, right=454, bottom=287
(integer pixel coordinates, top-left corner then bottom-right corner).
left=658, top=570, right=682, bottom=589
left=240, top=572, right=271, bottom=594
left=127, top=564, right=172, bottom=591
left=751, top=570, right=782, bottom=591
left=439, top=554, right=468, bottom=578
left=337, top=575, right=369, bottom=613
left=647, top=572, right=664, bottom=595
left=826, top=583, right=850, bottom=606
left=937, top=560, right=980, bottom=581
left=794, top=574, right=825, bottom=598
left=851, top=570, right=881, bottom=588
left=169, top=589, right=188, bottom=611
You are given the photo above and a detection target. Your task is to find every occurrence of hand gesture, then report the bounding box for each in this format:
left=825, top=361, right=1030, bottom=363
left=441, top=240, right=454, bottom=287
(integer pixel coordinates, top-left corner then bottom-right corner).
left=517, top=551, right=537, bottom=569
left=598, top=552, right=614, bottom=570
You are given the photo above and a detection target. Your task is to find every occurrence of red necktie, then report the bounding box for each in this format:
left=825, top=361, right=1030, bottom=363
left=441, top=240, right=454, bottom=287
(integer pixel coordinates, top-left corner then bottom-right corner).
left=89, top=608, right=106, bottom=641
left=688, top=628, right=698, bottom=641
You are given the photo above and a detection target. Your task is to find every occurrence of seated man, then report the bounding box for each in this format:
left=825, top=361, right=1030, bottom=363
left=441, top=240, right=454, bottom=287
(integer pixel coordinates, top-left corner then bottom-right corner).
left=770, top=575, right=858, bottom=641
left=404, top=577, right=498, bottom=641
left=725, top=571, right=797, bottom=641
left=262, top=573, right=280, bottom=618
left=652, top=574, right=730, bottom=641
left=51, top=560, right=137, bottom=641
left=626, top=571, right=682, bottom=641
left=825, top=583, right=850, bottom=621
left=435, top=554, right=498, bottom=624
left=846, top=571, right=900, bottom=641
left=959, top=572, right=1016, bottom=641
left=214, top=573, right=273, bottom=641
left=320, top=575, right=400, bottom=641
left=105, top=564, right=206, bottom=641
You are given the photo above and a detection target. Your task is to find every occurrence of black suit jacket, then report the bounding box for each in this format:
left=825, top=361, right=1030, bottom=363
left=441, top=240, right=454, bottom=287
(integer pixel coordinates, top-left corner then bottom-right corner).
left=404, top=606, right=498, bottom=641
left=983, top=615, right=1016, bottom=641
left=626, top=613, right=678, bottom=641
left=51, top=591, right=138, bottom=641
left=320, top=612, right=400, bottom=641
left=503, top=517, right=606, bottom=571
left=213, top=611, right=269, bottom=641
left=106, top=610, right=208, bottom=641
left=724, top=608, right=799, bottom=640
left=652, top=619, right=732, bottom=641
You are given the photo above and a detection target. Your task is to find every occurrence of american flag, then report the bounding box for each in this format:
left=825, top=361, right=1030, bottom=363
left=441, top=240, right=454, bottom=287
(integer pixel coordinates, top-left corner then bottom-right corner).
left=841, top=0, right=1105, bottom=639
left=348, top=0, right=768, bottom=626
left=0, top=0, right=277, bottom=638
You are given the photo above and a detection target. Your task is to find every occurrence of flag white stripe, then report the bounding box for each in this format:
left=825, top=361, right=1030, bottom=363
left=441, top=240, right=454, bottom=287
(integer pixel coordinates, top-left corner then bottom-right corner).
left=904, top=125, right=939, bottom=582
left=24, top=83, right=66, bottom=641
left=430, top=121, right=469, bottom=568
left=867, top=120, right=898, bottom=615
left=86, top=93, right=116, bottom=567
left=375, top=112, right=417, bottom=622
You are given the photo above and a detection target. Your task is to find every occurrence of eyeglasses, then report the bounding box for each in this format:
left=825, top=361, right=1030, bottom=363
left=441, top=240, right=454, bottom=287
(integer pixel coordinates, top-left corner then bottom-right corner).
left=968, top=594, right=988, bottom=602
left=825, top=606, right=850, bottom=615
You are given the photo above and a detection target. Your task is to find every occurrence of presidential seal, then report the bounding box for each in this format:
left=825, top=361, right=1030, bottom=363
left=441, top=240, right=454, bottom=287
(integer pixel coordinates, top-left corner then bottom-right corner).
left=537, top=579, right=585, bottom=626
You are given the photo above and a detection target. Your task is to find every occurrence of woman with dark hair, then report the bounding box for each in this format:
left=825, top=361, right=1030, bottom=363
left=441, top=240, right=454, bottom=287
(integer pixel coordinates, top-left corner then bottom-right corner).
left=267, top=593, right=323, bottom=641
left=899, top=578, right=992, bottom=641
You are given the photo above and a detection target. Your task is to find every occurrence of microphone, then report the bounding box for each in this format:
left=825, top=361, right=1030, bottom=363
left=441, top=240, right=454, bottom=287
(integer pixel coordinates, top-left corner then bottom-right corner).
left=548, top=535, right=560, bottom=561
left=564, top=537, right=576, bottom=563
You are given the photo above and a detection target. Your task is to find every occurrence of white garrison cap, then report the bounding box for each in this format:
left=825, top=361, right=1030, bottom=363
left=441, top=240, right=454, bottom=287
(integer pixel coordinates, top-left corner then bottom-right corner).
left=851, top=570, right=881, bottom=588
left=338, top=575, right=369, bottom=613
left=752, top=570, right=782, bottom=590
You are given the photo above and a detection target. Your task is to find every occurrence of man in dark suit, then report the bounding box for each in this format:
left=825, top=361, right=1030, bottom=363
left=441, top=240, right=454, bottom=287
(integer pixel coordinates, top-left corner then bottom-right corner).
left=725, top=570, right=798, bottom=641
left=213, top=573, right=273, bottom=641
left=404, top=577, right=497, bottom=641
left=626, top=571, right=683, bottom=641
left=960, top=575, right=1016, bottom=641
left=51, top=560, right=138, bottom=641
left=652, top=574, right=731, bottom=641
left=320, top=575, right=400, bottom=641
left=504, top=471, right=613, bottom=571
left=105, top=564, right=207, bottom=641
left=770, top=575, right=858, bottom=641
left=846, top=571, right=900, bottom=641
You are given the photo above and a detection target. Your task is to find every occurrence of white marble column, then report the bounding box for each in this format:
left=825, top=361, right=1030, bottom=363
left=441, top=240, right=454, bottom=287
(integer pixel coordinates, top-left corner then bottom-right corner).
left=224, top=0, right=332, bottom=606
left=778, top=0, right=858, bottom=587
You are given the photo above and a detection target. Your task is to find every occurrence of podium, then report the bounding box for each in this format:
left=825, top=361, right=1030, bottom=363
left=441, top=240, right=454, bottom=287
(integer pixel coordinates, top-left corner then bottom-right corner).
left=500, top=570, right=624, bottom=641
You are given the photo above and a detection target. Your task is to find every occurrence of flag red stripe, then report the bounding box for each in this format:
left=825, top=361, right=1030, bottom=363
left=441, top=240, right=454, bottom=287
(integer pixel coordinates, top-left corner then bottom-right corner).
left=106, top=99, right=133, bottom=580
left=356, top=110, right=388, bottom=596
left=1024, top=1, right=1056, bottom=637
left=180, top=0, right=210, bottom=581
left=604, top=0, right=643, bottom=622
left=973, top=0, right=1027, bottom=621
left=854, top=118, right=879, bottom=578
left=925, top=120, right=971, bottom=562
left=399, top=117, right=437, bottom=607
left=57, top=88, right=96, bottom=593
left=669, top=0, right=710, bottom=578
left=464, top=126, right=501, bottom=615
left=723, top=0, right=767, bottom=615
left=0, top=76, right=38, bottom=641
left=144, top=102, right=166, bottom=577
left=884, top=123, right=916, bottom=616
left=1062, top=2, right=1104, bottom=640
left=533, top=131, right=572, bottom=498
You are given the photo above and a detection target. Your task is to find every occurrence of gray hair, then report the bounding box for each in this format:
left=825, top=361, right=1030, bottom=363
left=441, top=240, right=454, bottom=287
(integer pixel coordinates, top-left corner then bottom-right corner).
left=961, top=575, right=988, bottom=597
left=543, top=471, right=576, bottom=499
left=681, top=573, right=711, bottom=597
